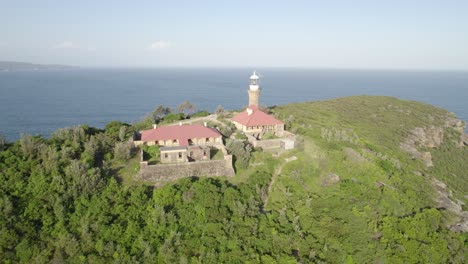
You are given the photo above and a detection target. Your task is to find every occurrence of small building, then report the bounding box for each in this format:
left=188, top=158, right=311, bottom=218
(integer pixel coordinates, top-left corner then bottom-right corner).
left=160, top=145, right=210, bottom=163
left=280, top=139, right=295, bottom=150
left=231, top=105, right=284, bottom=137
left=137, top=124, right=222, bottom=147
left=135, top=124, right=222, bottom=163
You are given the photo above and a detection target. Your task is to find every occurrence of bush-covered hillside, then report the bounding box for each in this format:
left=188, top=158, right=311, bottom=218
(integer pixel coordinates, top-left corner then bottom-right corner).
left=0, top=96, right=466, bottom=263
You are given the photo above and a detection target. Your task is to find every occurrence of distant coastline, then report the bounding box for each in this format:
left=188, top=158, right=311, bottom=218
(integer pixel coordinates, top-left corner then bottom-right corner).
left=0, top=61, right=78, bottom=72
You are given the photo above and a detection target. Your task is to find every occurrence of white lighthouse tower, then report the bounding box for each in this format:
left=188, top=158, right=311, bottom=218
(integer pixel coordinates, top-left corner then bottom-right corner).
left=248, top=71, right=261, bottom=107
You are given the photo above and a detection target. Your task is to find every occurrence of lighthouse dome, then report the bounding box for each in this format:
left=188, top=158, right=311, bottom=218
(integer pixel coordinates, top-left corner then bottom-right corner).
left=250, top=71, right=259, bottom=80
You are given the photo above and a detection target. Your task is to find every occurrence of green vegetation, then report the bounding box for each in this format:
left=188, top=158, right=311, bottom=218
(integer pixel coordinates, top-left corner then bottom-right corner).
left=430, top=129, right=468, bottom=207
left=210, top=148, right=224, bottom=160
left=225, top=138, right=253, bottom=170
left=0, top=96, right=466, bottom=263
left=219, top=123, right=237, bottom=138
left=160, top=113, right=185, bottom=124
left=262, top=132, right=278, bottom=139
left=142, top=144, right=160, bottom=164
left=190, top=110, right=210, bottom=118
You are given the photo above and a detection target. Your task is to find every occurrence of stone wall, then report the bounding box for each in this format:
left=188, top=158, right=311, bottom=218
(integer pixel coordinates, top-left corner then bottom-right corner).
left=137, top=155, right=234, bottom=183
left=252, top=138, right=283, bottom=149
left=246, top=133, right=296, bottom=150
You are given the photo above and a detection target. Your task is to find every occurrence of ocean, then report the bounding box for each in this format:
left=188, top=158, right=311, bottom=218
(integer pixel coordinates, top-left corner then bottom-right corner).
left=0, top=68, right=467, bottom=141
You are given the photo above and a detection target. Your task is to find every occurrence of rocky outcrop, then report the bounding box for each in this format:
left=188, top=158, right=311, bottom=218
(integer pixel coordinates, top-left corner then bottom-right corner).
left=432, top=178, right=468, bottom=233
left=400, top=127, right=437, bottom=167
left=460, top=134, right=468, bottom=147
left=445, top=117, right=465, bottom=135
left=400, top=117, right=466, bottom=167
left=445, top=117, right=467, bottom=147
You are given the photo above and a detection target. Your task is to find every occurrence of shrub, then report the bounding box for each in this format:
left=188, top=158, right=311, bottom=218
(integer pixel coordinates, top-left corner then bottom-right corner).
left=105, top=121, right=130, bottom=140
left=219, top=123, right=237, bottom=138
left=114, top=141, right=132, bottom=161
left=0, top=135, right=5, bottom=151
left=226, top=139, right=252, bottom=169
left=262, top=132, right=277, bottom=140
left=162, top=113, right=185, bottom=123
left=190, top=110, right=210, bottom=118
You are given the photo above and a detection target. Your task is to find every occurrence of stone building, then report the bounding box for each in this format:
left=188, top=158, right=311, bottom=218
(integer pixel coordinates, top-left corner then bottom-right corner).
left=134, top=123, right=222, bottom=163
left=160, top=145, right=210, bottom=164
left=231, top=71, right=285, bottom=138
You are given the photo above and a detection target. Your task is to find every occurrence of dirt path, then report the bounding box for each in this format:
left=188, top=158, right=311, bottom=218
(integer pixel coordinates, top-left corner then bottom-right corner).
left=172, top=114, right=228, bottom=127
left=262, top=156, right=296, bottom=211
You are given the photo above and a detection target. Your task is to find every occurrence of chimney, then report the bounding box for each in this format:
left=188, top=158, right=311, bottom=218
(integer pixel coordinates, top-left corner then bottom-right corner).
left=153, top=124, right=157, bottom=129
left=246, top=108, right=253, bottom=116
left=204, top=122, right=207, bottom=127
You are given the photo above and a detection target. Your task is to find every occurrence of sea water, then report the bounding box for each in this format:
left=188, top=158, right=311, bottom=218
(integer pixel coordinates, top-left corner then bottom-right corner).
left=0, top=68, right=467, bottom=141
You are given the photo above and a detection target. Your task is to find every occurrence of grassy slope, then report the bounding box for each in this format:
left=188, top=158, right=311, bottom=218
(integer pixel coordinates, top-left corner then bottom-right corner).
left=263, top=95, right=467, bottom=262
left=123, top=95, right=467, bottom=262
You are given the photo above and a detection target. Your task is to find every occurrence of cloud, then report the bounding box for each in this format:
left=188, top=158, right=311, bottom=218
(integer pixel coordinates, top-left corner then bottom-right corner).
left=54, top=41, right=78, bottom=49
left=148, top=40, right=170, bottom=50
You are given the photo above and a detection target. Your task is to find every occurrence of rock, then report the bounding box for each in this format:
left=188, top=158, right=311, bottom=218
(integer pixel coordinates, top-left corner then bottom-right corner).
left=462, top=134, right=468, bottom=147
left=421, top=152, right=433, bottom=167
left=425, top=126, right=444, bottom=148
left=445, top=117, right=465, bottom=134
left=450, top=211, right=468, bottom=233
left=376, top=181, right=385, bottom=188
left=322, top=173, right=340, bottom=186
left=400, top=126, right=445, bottom=167
left=432, top=178, right=468, bottom=233
left=285, top=156, right=297, bottom=162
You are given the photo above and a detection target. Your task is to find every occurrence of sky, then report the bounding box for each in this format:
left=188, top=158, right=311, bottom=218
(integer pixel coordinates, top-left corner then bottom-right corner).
left=1, top=0, right=467, bottom=70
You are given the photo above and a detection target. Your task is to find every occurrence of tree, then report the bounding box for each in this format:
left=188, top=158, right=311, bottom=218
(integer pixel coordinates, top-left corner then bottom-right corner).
left=215, top=105, right=224, bottom=115
left=0, top=134, right=5, bottom=151
left=114, top=141, right=132, bottom=161
left=259, top=104, right=270, bottom=113
left=152, top=105, right=171, bottom=123
left=177, top=101, right=196, bottom=117
left=226, top=139, right=253, bottom=169
left=118, top=126, right=127, bottom=142
left=105, top=121, right=129, bottom=140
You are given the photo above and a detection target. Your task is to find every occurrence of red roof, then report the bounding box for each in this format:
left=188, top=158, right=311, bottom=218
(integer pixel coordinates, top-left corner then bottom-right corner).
left=231, top=105, right=283, bottom=127
left=140, top=124, right=221, bottom=146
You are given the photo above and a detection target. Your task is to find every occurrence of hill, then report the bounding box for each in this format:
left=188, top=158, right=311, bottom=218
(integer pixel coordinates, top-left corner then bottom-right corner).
left=0, top=96, right=466, bottom=263
left=0, top=61, right=78, bottom=71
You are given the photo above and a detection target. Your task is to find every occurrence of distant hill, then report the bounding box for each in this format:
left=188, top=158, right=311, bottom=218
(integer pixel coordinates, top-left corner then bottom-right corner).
left=0, top=61, right=78, bottom=71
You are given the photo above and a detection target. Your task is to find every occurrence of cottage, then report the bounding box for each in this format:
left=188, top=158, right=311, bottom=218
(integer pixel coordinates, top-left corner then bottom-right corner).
left=135, top=123, right=222, bottom=163
left=231, top=105, right=284, bottom=137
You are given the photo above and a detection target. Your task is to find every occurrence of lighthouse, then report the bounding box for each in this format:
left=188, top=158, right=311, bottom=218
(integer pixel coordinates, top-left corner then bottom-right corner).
left=248, top=71, right=261, bottom=107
